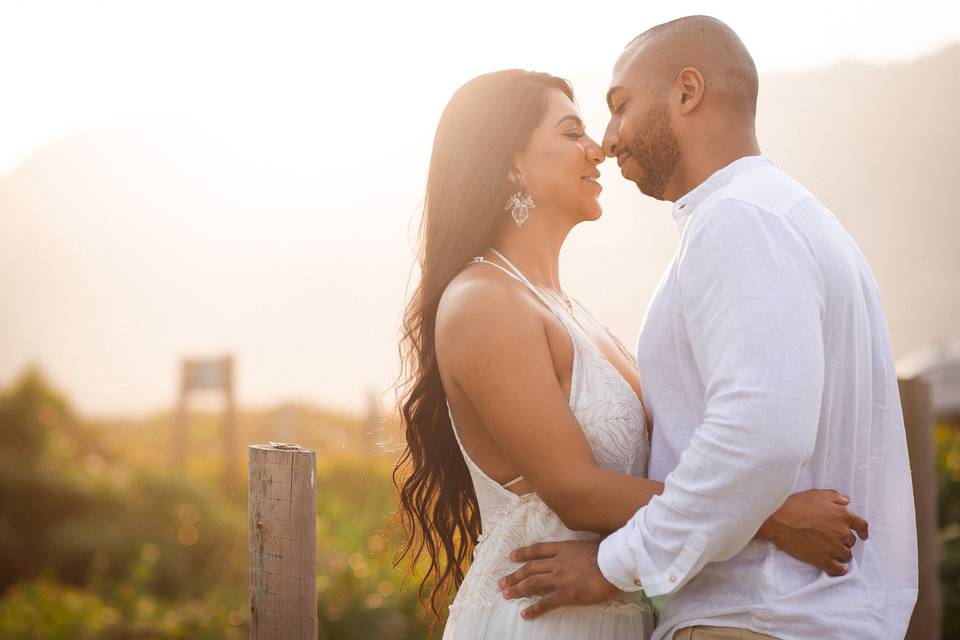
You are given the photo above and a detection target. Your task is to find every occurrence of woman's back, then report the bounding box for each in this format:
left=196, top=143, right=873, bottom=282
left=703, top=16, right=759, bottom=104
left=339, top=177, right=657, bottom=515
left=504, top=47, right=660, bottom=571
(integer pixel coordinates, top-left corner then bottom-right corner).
left=437, top=253, right=653, bottom=639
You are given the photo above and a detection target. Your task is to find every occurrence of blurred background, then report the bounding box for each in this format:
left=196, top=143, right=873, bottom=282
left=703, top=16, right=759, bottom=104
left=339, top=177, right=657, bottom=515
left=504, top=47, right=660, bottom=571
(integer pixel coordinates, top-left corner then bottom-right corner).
left=1, top=1, right=958, bottom=638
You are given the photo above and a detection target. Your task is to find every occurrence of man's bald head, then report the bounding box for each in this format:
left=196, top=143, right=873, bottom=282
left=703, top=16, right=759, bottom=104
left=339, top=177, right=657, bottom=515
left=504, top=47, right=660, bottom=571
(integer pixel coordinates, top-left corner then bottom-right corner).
left=603, top=16, right=762, bottom=201
left=621, top=15, right=758, bottom=121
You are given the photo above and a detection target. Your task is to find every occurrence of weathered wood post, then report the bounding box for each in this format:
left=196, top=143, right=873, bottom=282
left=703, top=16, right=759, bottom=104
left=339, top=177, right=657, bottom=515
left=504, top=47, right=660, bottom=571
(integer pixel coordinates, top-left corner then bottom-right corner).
left=900, top=377, right=941, bottom=640
left=249, top=443, right=318, bottom=639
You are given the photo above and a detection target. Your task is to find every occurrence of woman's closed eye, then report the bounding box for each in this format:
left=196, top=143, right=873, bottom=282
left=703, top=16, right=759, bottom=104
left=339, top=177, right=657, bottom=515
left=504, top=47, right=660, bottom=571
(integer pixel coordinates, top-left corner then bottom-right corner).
left=564, top=130, right=585, bottom=140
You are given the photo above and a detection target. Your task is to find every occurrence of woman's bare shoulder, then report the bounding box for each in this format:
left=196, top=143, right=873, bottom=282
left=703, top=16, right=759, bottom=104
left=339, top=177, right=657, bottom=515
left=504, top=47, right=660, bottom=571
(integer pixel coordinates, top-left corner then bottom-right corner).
left=435, top=265, right=544, bottom=355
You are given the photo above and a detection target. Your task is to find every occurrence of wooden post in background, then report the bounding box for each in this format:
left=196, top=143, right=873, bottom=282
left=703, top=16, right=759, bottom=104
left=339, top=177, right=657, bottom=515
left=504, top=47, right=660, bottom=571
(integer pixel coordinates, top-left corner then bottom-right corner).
left=173, top=360, right=189, bottom=468
left=365, top=390, right=383, bottom=454
left=249, top=443, right=317, bottom=640
left=222, top=356, right=238, bottom=488
left=172, top=356, right=237, bottom=486
left=900, top=376, right=941, bottom=640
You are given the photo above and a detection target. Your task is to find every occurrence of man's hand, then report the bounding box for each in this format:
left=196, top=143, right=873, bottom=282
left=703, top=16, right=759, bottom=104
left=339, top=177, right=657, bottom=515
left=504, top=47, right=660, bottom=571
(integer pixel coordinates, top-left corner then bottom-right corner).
left=497, top=539, right=622, bottom=619
left=758, top=489, right=869, bottom=576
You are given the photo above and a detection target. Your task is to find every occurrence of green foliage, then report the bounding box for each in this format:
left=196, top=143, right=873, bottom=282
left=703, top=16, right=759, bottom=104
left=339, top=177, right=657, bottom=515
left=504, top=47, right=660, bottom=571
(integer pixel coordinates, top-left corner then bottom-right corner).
left=0, top=573, right=247, bottom=640
left=0, top=363, right=75, bottom=467
left=0, top=575, right=125, bottom=640
left=4, top=364, right=960, bottom=638
left=0, top=365, right=435, bottom=639
left=313, top=455, right=436, bottom=639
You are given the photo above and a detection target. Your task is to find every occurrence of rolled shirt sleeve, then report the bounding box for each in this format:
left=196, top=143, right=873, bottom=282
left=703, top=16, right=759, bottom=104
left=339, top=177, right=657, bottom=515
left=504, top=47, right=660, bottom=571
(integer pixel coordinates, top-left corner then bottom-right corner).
left=598, top=198, right=826, bottom=595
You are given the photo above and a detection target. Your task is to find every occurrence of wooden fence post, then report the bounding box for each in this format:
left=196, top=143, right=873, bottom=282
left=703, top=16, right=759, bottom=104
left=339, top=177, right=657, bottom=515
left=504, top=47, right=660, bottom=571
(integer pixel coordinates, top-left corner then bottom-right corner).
left=900, top=377, right=941, bottom=640
left=249, top=443, right=318, bottom=640
left=222, top=357, right=238, bottom=489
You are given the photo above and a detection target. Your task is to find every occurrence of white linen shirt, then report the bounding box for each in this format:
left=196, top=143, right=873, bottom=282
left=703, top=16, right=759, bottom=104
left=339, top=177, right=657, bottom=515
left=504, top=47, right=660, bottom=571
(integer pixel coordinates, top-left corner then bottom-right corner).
left=598, top=155, right=918, bottom=639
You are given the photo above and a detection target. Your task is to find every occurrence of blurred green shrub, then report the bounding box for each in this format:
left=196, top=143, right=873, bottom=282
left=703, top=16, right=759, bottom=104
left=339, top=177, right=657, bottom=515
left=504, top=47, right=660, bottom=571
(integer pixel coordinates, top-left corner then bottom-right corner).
left=0, top=365, right=437, bottom=639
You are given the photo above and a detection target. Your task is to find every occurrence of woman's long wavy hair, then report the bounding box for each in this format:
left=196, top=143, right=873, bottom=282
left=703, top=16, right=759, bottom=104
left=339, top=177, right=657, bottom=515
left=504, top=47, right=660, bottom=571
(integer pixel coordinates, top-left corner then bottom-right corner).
left=393, top=70, right=574, bottom=622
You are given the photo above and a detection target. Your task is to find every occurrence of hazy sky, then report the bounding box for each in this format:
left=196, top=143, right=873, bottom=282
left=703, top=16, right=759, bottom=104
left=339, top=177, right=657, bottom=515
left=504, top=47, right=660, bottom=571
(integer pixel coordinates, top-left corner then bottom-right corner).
left=2, top=1, right=959, bottom=416
left=2, top=0, right=959, bottom=176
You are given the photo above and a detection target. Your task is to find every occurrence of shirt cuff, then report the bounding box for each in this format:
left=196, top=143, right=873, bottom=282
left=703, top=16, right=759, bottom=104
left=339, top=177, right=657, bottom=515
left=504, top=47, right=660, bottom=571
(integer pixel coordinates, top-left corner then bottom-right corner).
left=599, top=525, right=710, bottom=597
left=598, top=528, right=644, bottom=592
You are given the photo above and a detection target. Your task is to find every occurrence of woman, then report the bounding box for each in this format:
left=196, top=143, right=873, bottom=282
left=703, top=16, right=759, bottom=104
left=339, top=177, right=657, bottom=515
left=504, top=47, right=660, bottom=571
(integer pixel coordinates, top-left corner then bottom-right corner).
left=394, top=70, right=862, bottom=639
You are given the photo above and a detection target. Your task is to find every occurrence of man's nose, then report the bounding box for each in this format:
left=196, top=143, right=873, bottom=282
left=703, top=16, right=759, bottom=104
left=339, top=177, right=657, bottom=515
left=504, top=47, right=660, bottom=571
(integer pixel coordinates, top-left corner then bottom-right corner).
left=602, top=122, right=619, bottom=158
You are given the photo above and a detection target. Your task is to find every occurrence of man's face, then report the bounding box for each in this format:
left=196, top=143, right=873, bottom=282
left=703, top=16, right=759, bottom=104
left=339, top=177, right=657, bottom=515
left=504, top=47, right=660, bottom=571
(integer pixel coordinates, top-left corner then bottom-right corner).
left=602, top=46, right=682, bottom=201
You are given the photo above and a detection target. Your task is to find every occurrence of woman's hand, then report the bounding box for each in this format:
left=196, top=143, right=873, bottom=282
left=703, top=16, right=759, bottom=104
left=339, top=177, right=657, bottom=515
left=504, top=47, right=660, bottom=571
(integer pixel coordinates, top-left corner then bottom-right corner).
left=757, top=489, right=869, bottom=575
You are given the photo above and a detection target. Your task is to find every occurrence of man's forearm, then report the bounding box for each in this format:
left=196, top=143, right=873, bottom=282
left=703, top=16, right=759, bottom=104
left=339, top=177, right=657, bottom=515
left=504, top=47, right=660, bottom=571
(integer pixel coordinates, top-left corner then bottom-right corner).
left=598, top=419, right=814, bottom=596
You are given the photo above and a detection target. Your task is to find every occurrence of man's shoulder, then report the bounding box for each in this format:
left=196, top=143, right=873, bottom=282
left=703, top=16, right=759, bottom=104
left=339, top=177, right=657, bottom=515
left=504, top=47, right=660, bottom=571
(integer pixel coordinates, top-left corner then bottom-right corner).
left=681, top=163, right=836, bottom=261
left=705, top=162, right=819, bottom=220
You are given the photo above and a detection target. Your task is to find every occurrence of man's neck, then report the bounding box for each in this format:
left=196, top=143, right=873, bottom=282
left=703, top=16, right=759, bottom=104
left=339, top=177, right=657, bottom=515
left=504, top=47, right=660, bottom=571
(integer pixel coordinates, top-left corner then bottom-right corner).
left=670, top=134, right=761, bottom=202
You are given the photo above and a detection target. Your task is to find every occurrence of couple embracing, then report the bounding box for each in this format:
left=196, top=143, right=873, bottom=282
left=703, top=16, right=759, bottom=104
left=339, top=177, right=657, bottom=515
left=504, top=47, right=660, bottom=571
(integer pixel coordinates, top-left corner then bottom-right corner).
left=395, top=15, right=918, bottom=640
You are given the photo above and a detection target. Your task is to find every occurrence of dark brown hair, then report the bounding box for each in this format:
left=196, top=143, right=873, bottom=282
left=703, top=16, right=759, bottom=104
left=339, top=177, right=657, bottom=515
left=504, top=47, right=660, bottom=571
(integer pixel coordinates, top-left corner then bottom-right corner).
left=393, top=69, right=574, bottom=622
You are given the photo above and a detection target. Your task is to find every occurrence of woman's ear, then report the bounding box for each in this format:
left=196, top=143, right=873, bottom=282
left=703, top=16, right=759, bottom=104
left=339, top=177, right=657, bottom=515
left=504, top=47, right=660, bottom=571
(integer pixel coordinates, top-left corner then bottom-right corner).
left=508, top=164, right=526, bottom=191
left=509, top=152, right=529, bottom=189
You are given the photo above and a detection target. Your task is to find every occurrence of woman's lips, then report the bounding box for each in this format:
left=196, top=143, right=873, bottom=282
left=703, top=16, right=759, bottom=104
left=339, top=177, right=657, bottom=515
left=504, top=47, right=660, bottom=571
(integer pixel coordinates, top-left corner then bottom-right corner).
left=582, top=176, right=602, bottom=190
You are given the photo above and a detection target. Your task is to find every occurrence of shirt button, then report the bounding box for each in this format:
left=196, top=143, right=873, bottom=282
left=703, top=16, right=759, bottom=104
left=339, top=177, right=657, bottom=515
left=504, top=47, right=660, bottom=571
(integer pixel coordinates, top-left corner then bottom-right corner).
left=633, top=579, right=642, bottom=587
left=669, top=575, right=677, bottom=583
left=753, top=611, right=772, bottom=626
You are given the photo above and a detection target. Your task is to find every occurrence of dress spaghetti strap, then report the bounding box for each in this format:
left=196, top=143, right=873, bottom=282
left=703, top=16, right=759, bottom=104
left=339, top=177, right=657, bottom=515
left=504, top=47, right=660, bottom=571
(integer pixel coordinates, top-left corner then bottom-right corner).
left=472, top=251, right=565, bottom=317
left=501, top=476, right=524, bottom=489
left=468, top=256, right=526, bottom=286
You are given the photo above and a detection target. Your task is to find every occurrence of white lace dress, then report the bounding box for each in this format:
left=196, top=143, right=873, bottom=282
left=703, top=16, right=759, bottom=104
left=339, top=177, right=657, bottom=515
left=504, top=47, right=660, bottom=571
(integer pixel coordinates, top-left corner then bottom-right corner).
left=442, top=251, right=654, bottom=639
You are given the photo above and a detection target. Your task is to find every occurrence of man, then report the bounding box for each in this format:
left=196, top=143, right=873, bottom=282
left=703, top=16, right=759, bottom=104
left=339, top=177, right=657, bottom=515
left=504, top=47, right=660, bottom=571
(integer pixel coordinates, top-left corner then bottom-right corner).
left=499, top=15, right=918, bottom=639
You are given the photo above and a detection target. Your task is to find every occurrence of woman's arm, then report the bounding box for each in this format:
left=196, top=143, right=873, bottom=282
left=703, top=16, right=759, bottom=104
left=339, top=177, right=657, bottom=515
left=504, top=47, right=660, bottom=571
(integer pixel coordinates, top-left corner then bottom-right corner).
left=436, top=277, right=662, bottom=531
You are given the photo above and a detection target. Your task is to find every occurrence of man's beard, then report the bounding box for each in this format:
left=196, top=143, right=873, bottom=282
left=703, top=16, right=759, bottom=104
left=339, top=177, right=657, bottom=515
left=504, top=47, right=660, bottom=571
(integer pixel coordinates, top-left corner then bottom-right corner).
left=626, top=101, right=681, bottom=200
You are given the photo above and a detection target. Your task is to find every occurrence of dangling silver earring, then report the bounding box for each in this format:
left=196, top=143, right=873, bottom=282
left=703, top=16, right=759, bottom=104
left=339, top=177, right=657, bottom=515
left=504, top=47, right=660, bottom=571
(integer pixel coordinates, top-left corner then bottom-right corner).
left=506, top=175, right=535, bottom=229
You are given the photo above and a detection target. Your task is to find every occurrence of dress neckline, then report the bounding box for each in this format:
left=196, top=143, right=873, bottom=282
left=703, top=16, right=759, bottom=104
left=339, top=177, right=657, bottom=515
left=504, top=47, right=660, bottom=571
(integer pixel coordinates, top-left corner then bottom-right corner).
left=483, top=249, right=649, bottom=434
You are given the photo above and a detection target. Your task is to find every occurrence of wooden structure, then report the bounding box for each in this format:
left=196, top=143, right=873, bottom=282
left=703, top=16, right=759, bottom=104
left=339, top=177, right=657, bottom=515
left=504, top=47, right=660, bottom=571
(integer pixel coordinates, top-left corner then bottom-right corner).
left=899, top=342, right=960, bottom=639
left=365, top=389, right=385, bottom=453
left=173, top=355, right=238, bottom=485
left=899, top=375, right=944, bottom=639
left=899, top=341, right=960, bottom=418
left=249, top=443, right=317, bottom=640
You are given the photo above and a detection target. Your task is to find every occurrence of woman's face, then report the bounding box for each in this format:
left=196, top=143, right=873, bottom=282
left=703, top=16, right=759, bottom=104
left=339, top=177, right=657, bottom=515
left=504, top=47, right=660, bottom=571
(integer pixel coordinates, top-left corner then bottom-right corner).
left=514, top=89, right=605, bottom=224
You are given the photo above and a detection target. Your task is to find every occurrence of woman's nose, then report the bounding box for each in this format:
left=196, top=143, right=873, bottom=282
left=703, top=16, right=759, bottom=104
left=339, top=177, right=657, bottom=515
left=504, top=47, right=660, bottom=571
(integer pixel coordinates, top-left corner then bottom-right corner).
left=586, top=138, right=604, bottom=164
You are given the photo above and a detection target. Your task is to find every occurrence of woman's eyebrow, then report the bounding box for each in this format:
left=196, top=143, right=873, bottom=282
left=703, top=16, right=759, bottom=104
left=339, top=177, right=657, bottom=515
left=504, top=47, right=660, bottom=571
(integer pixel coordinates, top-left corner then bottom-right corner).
left=555, top=114, right=583, bottom=128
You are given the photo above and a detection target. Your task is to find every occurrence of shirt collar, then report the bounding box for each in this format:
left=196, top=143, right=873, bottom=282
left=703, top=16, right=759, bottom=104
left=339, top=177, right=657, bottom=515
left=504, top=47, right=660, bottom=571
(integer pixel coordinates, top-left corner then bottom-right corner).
left=671, top=154, right=775, bottom=226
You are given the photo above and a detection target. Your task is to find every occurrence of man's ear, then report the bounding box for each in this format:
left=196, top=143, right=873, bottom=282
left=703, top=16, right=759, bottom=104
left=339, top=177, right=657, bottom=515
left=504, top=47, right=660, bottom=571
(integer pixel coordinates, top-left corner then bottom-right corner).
left=676, top=66, right=705, bottom=115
